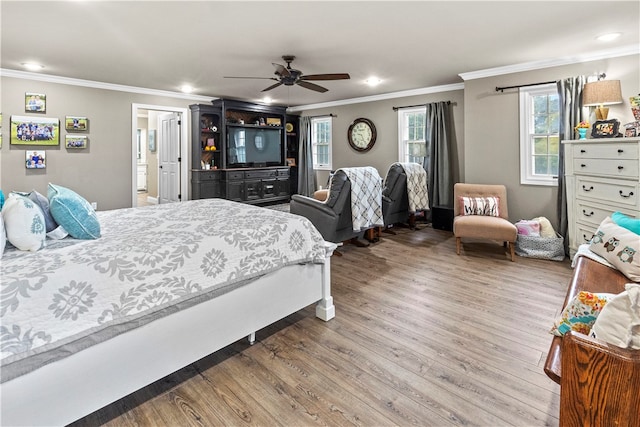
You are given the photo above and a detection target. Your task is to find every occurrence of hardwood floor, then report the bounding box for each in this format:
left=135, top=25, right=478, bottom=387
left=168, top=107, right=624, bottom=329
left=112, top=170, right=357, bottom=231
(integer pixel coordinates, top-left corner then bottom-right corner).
left=71, top=224, right=570, bottom=427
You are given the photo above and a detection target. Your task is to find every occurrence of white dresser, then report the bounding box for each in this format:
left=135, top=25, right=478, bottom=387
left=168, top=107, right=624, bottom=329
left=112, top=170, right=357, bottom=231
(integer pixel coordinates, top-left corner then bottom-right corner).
left=563, top=137, right=640, bottom=257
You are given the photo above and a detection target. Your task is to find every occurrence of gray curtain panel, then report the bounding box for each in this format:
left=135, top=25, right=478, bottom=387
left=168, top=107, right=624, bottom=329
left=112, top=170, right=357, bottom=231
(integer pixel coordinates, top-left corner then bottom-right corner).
left=424, top=101, right=454, bottom=209
left=557, top=76, right=587, bottom=253
left=297, top=116, right=317, bottom=196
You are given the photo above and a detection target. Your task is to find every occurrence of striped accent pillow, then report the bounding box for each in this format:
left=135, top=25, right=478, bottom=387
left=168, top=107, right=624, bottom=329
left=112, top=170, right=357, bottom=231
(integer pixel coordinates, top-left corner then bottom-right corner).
left=459, top=196, right=500, bottom=217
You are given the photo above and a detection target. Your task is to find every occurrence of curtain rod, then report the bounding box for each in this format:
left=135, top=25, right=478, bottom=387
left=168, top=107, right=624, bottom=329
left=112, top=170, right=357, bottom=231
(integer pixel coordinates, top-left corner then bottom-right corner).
left=304, top=113, right=337, bottom=118
left=495, top=80, right=557, bottom=92
left=392, top=101, right=451, bottom=111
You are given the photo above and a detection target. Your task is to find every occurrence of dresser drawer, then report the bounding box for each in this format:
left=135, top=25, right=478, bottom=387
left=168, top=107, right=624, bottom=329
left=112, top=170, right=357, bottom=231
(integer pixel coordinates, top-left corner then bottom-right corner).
left=573, top=158, right=639, bottom=178
left=575, top=176, right=639, bottom=208
left=573, top=143, right=639, bottom=160
left=575, top=222, right=598, bottom=246
left=575, top=201, right=638, bottom=227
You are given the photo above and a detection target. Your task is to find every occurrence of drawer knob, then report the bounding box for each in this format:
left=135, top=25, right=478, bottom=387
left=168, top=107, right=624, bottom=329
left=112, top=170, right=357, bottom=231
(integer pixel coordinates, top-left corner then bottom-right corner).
left=582, top=185, right=594, bottom=192
left=580, top=164, right=587, bottom=168
left=580, top=149, right=586, bottom=153
left=618, top=165, right=624, bottom=170
left=582, top=210, right=594, bottom=217
left=618, top=149, right=624, bottom=153
left=583, top=234, right=593, bottom=243
left=619, top=190, right=635, bottom=198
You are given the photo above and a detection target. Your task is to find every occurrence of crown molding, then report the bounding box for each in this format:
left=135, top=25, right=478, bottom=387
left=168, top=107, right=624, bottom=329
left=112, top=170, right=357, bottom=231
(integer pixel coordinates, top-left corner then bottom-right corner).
left=0, top=68, right=216, bottom=102
left=459, top=44, right=640, bottom=81
left=287, top=83, right=465, bottom=113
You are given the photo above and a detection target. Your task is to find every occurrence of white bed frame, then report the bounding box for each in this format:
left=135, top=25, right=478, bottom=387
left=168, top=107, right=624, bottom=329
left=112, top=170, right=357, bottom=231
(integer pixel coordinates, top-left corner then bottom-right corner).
left=0, top=243, right=336, bottom=427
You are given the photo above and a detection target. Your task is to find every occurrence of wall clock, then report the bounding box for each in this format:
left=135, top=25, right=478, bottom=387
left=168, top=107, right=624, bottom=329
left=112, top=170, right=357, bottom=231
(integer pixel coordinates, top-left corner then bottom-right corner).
left=348, top=118, right=377, bottom=152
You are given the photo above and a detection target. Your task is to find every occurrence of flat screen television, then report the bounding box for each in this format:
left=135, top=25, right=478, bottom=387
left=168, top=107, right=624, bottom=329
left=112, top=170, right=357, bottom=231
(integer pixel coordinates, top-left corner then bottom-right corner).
left=226, top=126, right=283, bottom=168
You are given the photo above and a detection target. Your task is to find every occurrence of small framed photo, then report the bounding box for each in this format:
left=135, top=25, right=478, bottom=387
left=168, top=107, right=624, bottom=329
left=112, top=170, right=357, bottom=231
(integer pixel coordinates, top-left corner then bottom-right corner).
left=11, top=115, right=59, bottom=146
left=591, top=119, right=620, bottom=139
left=623, top=122, right=640, bottom=138
left=66, top=135, right=87, bottom=148
left=65, top=116, right=88, bottom=131
left=25, top=92, right=46, bottom=113
left=26, top=150, right=46, bottom=169
left=148, top=129, right=156, bottom=152
left=286, top=157, right=296, bottom=167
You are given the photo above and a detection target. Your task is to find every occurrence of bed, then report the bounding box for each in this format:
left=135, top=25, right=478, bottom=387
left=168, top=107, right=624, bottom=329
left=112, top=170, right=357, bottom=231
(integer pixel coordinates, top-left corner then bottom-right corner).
left=0, top=198, right=336, bottom=426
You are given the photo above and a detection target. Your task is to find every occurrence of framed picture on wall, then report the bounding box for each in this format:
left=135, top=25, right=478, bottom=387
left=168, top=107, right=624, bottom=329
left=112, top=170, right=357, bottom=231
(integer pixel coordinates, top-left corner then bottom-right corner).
left=66, top=135, right=87, bottom=149
left=10, top=115, right=59, bottom=146
left=65, top=116, right=88, bottom=131
left=26, top=150, right=46, bottom=169
left=25, top=92, right=46, bottom=113
left=148, top=129, right=156, bottom=152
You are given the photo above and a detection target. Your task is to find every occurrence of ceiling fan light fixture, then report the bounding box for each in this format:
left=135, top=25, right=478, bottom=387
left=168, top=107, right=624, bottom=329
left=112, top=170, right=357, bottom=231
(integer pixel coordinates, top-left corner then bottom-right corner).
left=261, top=97, right=273, bottom=104
left=180, top=85, right=193, bottom=94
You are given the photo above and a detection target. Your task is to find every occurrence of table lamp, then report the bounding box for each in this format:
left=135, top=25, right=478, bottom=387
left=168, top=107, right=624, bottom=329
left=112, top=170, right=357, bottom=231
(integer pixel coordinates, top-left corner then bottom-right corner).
left=582, top=78, right=623, bottom=121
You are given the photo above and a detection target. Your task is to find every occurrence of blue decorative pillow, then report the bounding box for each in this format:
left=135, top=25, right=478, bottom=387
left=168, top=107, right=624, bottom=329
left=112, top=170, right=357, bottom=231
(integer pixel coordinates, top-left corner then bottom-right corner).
left=612, top=211, right=640, bottom=235
left=48, top=183, right=101, bottom=240
left=0, top=189, right=5, bottom=210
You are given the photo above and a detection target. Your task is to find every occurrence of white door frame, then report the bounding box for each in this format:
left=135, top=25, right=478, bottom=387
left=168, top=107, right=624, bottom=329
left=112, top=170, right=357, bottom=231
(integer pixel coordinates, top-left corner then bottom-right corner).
left=131, top=104, right=189, bottom=207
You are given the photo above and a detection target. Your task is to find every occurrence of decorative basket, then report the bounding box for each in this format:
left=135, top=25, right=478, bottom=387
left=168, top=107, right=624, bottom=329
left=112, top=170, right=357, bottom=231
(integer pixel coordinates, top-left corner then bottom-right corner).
left=515, top=233, right=565, bottom=261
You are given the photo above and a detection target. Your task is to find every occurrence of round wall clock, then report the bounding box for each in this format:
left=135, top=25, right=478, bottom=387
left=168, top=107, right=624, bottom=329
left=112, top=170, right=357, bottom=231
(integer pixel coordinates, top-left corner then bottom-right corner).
left=347, top=118, right=377, bottom=152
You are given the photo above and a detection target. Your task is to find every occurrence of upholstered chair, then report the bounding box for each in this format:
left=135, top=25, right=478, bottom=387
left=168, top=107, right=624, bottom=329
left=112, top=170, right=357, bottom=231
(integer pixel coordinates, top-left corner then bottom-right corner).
left=453, top=183, right=518, bottom=261
left=382, top=163, right=412, bottom=228
left=290, top=170, right=362, bottom=244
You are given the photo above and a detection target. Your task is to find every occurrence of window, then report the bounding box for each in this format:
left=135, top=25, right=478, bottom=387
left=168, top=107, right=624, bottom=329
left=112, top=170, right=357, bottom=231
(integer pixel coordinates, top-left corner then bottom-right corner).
left=519, top=84, right=560, bottom=186
left=397, top=107, right=427, bottom=165
left=311, top=116, right=332, bottom=170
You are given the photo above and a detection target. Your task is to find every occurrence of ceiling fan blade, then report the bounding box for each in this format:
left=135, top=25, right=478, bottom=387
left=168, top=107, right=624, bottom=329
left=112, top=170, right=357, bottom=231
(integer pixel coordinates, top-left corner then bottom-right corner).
left=272, top=63, right=290, bottom=77
left=297, top=81, right=329, bottom=93
left=262, top=81, right=284, bottom=92
left=300, top=73, right=351, bottom=81
left=224, top=76, right=278, bottom=81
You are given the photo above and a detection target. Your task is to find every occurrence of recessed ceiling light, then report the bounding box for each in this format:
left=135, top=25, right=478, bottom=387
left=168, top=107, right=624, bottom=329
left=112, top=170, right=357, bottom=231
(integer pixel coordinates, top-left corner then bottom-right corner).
left=365, top=77, right=382, bottom=87
left=180, top=85, right=193, bottom=93
left=21, top=62, right=44, bottom=71
left=596, top=32, right=621, bottom=42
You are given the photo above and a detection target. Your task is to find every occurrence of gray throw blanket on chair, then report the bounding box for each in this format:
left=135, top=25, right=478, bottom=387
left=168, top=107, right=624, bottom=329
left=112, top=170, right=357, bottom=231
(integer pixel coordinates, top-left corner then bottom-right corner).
left=396, top=162, right=430, bottom=213
left=337, top=167, right=384, bottom=231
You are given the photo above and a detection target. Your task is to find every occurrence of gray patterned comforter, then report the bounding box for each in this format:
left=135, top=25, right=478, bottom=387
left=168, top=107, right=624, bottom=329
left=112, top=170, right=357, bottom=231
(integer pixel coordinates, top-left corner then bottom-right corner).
left=0, top=199, right=325, bottom=383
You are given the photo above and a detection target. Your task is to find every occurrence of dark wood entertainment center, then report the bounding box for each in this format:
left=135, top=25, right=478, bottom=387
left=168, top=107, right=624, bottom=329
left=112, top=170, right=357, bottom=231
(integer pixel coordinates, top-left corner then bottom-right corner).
left=190, top=99, right=299, bottom=205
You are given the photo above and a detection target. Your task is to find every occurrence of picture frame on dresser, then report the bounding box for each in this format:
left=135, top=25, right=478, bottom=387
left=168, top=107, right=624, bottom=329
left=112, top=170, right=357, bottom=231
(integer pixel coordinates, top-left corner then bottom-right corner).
left=591, top=119, right=620, bottom=138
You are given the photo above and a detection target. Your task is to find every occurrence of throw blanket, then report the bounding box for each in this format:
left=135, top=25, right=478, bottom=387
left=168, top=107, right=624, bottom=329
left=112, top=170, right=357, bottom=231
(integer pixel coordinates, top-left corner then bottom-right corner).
left=395, top=162, right=430, bottom=212
left=337, top=167, right=384, bottom=231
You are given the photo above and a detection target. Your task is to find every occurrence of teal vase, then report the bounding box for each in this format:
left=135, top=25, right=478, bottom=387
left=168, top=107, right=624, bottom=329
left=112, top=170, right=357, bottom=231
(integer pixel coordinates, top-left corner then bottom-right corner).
left=578, top=128, right=588, bottom=140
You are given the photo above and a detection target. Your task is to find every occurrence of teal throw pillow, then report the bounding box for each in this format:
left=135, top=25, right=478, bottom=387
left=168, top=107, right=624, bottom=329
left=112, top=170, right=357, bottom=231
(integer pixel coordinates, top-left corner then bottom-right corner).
left=611, top=211, right=640, bottom=235
left=48, top=183, right=101, bottom=240
left=0, top=189, right=4, bottom=210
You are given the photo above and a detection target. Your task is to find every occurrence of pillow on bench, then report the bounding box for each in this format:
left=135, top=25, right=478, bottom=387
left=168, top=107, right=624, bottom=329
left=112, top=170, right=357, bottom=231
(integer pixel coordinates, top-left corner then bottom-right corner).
left=590, top=283, right=640, bottom=349
left=551, top=291, right=615, bottom=336
left=590, top=217, right=640, bottom=282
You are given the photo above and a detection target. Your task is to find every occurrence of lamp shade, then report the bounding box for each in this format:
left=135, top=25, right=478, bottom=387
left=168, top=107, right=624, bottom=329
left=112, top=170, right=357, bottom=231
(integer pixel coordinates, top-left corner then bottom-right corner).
left=582, top=79, right=623, bottom=120
left=582, top=80, right=623, bottom=106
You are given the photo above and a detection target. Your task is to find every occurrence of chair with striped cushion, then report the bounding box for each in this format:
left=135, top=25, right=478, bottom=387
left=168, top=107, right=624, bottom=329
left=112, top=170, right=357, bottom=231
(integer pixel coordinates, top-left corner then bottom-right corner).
left=453, top=183, right=518, bottom=261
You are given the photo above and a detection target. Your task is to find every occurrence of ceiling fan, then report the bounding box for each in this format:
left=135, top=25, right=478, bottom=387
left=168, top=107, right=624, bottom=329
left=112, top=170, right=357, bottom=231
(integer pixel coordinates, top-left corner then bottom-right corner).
left=224, top=55, right=350, bottom=93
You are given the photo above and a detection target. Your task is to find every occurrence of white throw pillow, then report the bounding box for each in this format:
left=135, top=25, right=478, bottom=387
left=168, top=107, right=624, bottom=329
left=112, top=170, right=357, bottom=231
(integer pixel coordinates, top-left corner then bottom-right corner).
left=2, top=193, right=46, bottom=251
left=590, top=283, right=640, bottom=349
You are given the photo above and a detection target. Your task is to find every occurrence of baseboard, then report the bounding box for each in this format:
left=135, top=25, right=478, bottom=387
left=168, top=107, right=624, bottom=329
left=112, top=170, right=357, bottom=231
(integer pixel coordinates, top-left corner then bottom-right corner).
left=147, top=196, right=158, bottom=205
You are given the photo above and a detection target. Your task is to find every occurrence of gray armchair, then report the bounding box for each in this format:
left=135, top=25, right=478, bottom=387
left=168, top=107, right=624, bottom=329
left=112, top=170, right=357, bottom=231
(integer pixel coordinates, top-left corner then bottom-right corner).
left=382, top=163, right=412, bottom=228
left=290, top=169, right=362, bottom=244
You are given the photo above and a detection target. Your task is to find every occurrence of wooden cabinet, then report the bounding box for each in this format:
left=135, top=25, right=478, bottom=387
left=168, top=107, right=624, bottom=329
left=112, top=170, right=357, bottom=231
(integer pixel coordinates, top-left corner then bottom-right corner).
left=190, top=99, right=294, bottom=204
left=563, top=137, right=640, bottom=257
